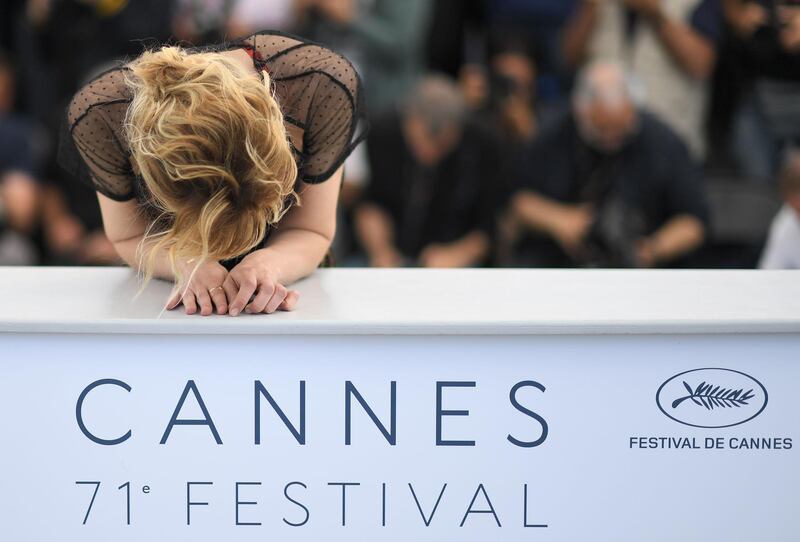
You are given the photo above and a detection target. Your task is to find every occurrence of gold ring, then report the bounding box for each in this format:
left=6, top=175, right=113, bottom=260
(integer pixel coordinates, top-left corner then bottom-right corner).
left=209, top=286, right=224, bottom=294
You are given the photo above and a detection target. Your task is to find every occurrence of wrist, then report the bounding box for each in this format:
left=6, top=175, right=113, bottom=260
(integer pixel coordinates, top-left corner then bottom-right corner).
left=244, top=248, right=284, bottom=282
left=174, top=256, right=207, bottom=282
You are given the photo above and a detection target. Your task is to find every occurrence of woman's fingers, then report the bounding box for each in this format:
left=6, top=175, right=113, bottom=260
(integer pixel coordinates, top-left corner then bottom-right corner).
left=183, top=291, right=198, bottom=315
left=245, top=282, right=276, bottom=314
left=278, top=290, right=300, bottom=311
left=208, top=286, right=228, bottom=315
left=195, top=288, right=214, bottom=316
left=263, top=283, right=288, bottom=314
left=222, top=275, right=239, bottom=308
left=172, top=282, right=296, bottom=315
left=229, top=275, right=258, bottom=316
left=166, top=289, right=182, bottom=310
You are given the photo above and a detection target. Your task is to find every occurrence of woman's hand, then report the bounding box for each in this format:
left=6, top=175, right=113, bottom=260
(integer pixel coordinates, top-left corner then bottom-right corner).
left=224, top=252, right=300, bottom=316
left=166, top=259, right=230, bottom=316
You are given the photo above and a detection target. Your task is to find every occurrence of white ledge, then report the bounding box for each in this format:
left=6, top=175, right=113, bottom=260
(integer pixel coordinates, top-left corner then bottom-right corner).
left=0, top=267, right=798, bottom=335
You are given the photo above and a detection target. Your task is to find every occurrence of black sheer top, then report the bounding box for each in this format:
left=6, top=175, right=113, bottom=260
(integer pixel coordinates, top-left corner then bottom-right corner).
left=58, top=30, right=367, bottom=206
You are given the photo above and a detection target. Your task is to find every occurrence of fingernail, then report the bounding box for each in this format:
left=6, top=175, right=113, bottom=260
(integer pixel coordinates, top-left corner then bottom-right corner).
left=230, top=308, right=239, bottom=316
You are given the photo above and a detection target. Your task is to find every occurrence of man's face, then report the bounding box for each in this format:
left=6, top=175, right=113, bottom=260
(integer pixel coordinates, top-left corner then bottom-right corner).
left=403, top=115, right=461, bottom=167
left=576, top=100, right=637, bottom=154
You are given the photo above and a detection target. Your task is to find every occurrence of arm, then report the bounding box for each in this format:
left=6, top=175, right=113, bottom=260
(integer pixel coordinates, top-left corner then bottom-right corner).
left=1, top=123, right=40, bottom=234
left=218, top=166, right=344, bottom=316
left=71, top=102, right=229, bottom=307
left=219, top=44, right=361, bottom=313
left=96, top=193, right=190, bottom=280
left=1, top=171, right=39, bottom=235
left=636, top=129, right=709, bottom=267
left=41, top=184, right=85, bottom=255
left=243, top=49, right=359, bottom=281
left=353, top=201, right=404, bottom=267
left=629, top=0, right=717, bottom=80
left=510, top=190, right=594, bottom=253
left=638, top=214, right=705, bottom=266
left=418, top=231, right=490, bottom=268
left=98, top=194, right=221, bottom=314
left=241, top=165, right=344, bottom=285
left=562, top=0, right=601, bottom=68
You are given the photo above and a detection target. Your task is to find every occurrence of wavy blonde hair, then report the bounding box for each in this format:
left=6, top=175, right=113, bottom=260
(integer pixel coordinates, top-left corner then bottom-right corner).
left=123, top=45, right=298, bottom=291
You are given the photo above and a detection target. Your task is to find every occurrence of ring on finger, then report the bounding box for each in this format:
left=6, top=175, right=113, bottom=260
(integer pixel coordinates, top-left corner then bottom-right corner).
left=209, top=286, right=224, bottom=295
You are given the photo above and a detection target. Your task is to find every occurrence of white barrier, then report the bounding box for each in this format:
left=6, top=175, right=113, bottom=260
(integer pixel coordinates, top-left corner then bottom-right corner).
left=1, top=267, right=798, bottom=541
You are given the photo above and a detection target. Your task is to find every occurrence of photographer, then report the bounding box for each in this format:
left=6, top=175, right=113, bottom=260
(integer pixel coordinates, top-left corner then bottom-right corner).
left=355, top=76, right=502, bottom=268
left=562, top=0, right=721, bottom=160
left=503, top=61, right=708, bottom=268
left=725, top=0, right=800, bottom=179
left=480, top=37, right=540, bottom=148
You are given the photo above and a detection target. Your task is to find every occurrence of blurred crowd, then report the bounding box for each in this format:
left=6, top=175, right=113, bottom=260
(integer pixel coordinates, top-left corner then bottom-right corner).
left=1, top=0, right=800, bottom=270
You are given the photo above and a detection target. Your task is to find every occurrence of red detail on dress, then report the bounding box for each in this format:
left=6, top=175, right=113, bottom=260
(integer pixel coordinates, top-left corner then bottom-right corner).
left=242, top=44, right=267, bottom=70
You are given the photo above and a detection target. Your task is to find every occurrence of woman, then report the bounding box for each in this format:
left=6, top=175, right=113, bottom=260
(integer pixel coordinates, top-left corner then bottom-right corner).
left=58, top=30, right=366, bottom=316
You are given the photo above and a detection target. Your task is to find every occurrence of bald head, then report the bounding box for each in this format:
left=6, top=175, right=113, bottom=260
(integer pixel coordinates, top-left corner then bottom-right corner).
left=573, top=62, right=640, bottom=153
left=404, top=75, right=468, bottom=138
left=574, top=61, right=641, bottom=109
left=403, top=75, right=467, bottom=166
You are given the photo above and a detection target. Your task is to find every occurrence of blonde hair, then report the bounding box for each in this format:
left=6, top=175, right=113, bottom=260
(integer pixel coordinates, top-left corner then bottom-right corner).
left=123, top=45, right=298, bottom=292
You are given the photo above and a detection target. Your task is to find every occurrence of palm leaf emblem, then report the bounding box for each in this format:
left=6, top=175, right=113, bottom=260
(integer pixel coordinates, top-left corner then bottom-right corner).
left=671, top=381, right=755, bottom=410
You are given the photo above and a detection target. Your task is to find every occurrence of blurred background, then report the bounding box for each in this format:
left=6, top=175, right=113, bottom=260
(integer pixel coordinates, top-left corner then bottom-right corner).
left=1, top=0, right=800, bottom=270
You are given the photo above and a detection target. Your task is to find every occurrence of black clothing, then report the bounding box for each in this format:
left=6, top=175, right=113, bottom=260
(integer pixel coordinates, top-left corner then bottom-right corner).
left=736, top=0, right=800, bottom=82
left=514, top=111, right=709, bottom=267
left=426, top=0, right=486, bottom=77
left=39, top=0, right=174, bottom=113
left=0, top=114, right=36, bottom=178
left=58, top=29, right=366, bottom=203
left=363, top=113, right=504, bottom=262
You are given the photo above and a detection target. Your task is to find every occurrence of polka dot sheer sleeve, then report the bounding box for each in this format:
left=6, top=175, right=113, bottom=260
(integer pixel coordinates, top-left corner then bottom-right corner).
left=299, top=53, right=365, bottom=183
left=58, top=68, right=136, bottom=201
left=241, top=31, right=368, bottom=184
